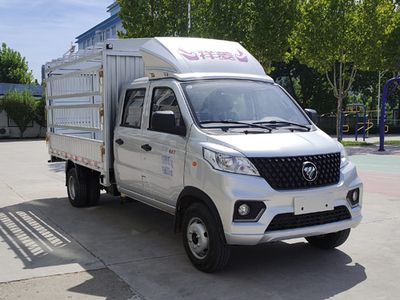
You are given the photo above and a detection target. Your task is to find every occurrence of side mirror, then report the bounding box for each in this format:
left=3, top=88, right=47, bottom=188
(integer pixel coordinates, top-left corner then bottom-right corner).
left=305, top=108, right=319, bottom=124
left=151, top=111, right=186, bottom=136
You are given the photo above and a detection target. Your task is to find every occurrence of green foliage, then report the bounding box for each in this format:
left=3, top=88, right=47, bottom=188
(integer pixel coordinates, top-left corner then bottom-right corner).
left=383, top=140, right=400, bottom=145
left=0, top=43, right=33, bottom=84
left=341, top=140, right=373, bottom=146
left=117, top=0, right=400, bottom=135
left=118, top=0, right=296, bottom=68
left=191, top=1, right=254, bottom=43
left=290, top=0, right=399, bottom=140
left=271, top=59, right=337, bottom=113
left=0, top=91, right=37, bottom=137
left=354, top=0, right=399, bottom=71
left=34, top=96, right=46, bottom=128
left=290, top=0, right=399, bottom=79
left=251, top=0, right=298, bottom=68
left=383, top=8, right=400, bottom=71
left=290, top=0, right=358, bottom=72
left=340, top=140, right=400, bottom=146
left=118, top=0, right=190, bottom=37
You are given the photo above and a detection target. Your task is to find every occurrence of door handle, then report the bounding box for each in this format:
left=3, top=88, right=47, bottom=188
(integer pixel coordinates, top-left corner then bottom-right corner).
left=115, top=138, right=124, bottom=145
left=141, top=144, right=152, bottom=152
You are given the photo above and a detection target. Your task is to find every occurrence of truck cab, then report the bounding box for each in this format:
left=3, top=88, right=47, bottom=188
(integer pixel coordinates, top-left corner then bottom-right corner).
left=46, top=37, right=362, bottom=273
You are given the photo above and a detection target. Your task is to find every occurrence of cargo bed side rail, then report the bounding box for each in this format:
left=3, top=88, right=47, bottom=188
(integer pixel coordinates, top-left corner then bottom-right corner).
left=47, top=133, right=104, bottom=172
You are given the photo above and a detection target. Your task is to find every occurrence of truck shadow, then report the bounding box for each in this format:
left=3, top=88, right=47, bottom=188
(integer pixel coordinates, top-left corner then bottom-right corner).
left=0, top=195, right=366, bottom=299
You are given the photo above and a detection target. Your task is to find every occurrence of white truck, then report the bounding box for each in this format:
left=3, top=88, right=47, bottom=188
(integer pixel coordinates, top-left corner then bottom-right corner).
left=45, top=37, right=362, bottom=272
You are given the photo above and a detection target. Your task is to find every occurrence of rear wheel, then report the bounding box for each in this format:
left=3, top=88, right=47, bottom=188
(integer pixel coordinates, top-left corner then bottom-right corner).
left=305, top=229, right=351, bottom=249
left=67, top=167, right=87, bottom=207
left=182, top=203, right=230, bottom=273
left=87, top=170, right=100, bottom=206
left=66, top=166, right=100, bottom=207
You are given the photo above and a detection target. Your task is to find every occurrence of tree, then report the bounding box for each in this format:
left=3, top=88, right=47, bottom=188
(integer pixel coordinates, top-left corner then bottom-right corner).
left=0, top=91, right=37, bottom=137
left=118, top=0, right=257, bottom=46
left=0, top=43, right=33, bottom=84
left=34, top=96, right=46, bottom=137
left=118, top=0, right=190, bottom=38
left=118, top=0, right=298, bottom=70
left=191, top=1, right=254, bottom=44
left=382, top=6, right=400, bottom=72
left=290, top=0, right=398, bottom=140
left=251, top=0, right=298, bottom=69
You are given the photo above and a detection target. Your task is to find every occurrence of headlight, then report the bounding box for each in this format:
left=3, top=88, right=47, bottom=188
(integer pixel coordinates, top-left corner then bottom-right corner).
left=338, top=142, right=349, bottom=169
left=203, top=148, right=260, bottom=176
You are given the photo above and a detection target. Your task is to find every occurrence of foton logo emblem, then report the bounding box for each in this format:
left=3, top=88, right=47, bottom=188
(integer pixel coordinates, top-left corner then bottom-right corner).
left=302, top=161, right=318, bottom=182
left=178, top=48, right=248, bottom=62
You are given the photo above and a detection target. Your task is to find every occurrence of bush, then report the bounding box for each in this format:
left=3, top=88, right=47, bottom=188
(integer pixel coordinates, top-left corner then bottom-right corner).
left=34, top=96, right=46, bottom=134
left=0, top=90, right=37, bottom=137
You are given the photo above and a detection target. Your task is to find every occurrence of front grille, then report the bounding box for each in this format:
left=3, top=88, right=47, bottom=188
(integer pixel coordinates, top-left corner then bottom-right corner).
left=249, top=153, right=340, bottom=190
left=265, top=206, right=351, bottom=232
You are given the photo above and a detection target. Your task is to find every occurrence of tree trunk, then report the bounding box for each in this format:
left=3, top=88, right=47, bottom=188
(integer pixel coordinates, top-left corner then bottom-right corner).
left=287, top=72, right=298, bottom=100
left=336, top=94, right=344, bottom=141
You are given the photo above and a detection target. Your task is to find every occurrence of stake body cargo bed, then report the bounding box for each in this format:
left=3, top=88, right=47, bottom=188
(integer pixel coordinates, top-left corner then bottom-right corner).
left=45, top=39, right=149, bottom=186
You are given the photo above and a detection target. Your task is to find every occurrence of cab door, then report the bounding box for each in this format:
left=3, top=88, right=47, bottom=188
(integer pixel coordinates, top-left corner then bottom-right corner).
left=114, top=85, right=148, bottom=197
left=140, top=81, right=189, bottom=209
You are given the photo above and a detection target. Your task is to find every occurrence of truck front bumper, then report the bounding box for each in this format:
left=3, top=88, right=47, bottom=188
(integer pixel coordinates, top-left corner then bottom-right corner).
left=202, top=160, right=363, bottom=246
left=226, top=206, right=362, bottom=245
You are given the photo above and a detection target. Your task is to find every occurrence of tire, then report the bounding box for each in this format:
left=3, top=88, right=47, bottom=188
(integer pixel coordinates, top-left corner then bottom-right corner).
left=66, top=166, right=100, bottom=207
left=67, top=167, right=88, bottom=207
left=305, top=228, right=351, bottom=249
left=182, top=203, right=230, bottom=273
left=87, top=170, right=100, bottom=206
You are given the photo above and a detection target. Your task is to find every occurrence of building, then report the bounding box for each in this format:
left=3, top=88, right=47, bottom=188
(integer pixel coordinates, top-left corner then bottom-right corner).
left=75, top=2, right=123, bottom=50
left=0, top=83, right=42, bottom=97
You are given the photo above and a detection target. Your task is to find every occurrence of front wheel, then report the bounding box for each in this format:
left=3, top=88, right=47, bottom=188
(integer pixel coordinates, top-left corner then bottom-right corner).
left=305, top=228, right=351, bottom=249
left=182, top=203, right=230, bottom=273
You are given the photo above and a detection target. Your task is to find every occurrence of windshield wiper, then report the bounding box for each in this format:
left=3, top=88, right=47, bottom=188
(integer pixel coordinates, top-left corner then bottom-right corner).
left=200, top=120, right=273, bottom=132
left=254, top=120, right=311, bottom=131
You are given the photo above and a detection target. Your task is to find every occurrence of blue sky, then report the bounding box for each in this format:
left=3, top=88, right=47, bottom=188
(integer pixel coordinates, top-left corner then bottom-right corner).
left=0, top=0, right=112, bottom=82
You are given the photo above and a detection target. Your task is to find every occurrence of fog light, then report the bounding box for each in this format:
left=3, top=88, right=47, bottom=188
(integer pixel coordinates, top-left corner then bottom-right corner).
left=347, top=188, right=360, bottom=207
left=352, top=189, right=358, bottom=202
left=238, top=204, right=250, bottom=216
left=233, top=201, right=266, bottom=222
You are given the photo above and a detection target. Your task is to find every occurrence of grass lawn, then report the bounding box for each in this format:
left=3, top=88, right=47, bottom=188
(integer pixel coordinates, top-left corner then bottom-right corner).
left=383, top=140, right=400, bottom=145
left=341, top=140, right=400, bottom=147
left=341, top=141, right=374, bottom=147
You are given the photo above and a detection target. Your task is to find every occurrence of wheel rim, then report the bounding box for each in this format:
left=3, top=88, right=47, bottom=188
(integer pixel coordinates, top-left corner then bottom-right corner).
left=187, top=217, right=209, bottom=260
left=68, top=174, right=76, bottom=201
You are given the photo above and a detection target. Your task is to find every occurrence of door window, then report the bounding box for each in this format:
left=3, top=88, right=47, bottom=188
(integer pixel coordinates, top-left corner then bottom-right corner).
left=121, top=89, right=145, bottom=128
left=149, top=87, right=185, bottom=131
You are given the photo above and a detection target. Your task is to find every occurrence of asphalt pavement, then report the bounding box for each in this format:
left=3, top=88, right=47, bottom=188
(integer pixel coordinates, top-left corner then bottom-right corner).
left=0, top=140, right=399, bottom=300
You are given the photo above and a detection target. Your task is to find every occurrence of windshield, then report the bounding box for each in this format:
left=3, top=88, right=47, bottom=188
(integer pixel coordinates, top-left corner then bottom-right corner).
left=181, top=80, right=310, bottom=127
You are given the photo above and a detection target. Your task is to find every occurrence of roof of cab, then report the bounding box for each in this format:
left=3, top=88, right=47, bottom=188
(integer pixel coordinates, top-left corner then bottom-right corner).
left=140, top=37, right=272, bottom=81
